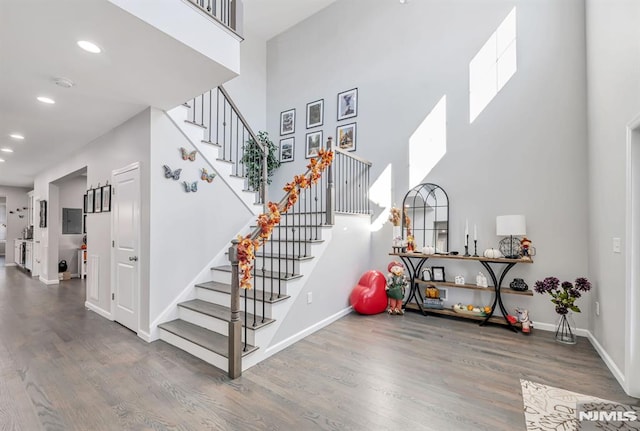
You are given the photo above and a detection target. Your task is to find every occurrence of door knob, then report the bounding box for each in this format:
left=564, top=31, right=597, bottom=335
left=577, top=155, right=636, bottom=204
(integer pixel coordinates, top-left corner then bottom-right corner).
left=129, top=256, right=138, bottom=262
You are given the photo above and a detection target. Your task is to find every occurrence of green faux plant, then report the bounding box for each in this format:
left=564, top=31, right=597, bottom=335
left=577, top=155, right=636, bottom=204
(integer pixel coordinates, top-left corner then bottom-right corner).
left=242, top=131, right=281, bottom=191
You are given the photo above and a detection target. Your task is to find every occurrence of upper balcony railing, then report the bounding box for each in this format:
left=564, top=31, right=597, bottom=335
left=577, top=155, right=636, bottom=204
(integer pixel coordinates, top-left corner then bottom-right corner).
left=186, top=0, right=241, bottom=34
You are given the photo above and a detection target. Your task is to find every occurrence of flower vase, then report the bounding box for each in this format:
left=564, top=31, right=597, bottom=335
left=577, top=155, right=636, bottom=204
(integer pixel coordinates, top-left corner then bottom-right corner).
left=392, top=225, right=402, bottom=247
left=555, top=312, right=577, bottom=344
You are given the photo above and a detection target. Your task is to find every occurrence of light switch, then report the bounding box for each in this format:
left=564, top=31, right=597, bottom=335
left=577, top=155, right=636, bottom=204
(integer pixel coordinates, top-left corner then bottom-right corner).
left=613, top=237, right=621, bottom=253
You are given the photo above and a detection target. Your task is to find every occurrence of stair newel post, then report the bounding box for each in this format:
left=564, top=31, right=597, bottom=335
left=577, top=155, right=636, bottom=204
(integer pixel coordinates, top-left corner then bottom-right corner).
left=325, top=137, right=335, bottom=226
left=227, top=239, right=242, bottom=379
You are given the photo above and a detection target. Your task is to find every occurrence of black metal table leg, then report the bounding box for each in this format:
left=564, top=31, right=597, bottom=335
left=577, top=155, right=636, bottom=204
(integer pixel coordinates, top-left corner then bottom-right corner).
left=480, top=261, right=518, bottom=332
left=398, top=255, right=429, bottom=314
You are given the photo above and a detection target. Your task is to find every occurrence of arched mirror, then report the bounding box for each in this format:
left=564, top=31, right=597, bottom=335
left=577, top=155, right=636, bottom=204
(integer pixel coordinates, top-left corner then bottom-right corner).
left=401, top=183, right=449, bottom=252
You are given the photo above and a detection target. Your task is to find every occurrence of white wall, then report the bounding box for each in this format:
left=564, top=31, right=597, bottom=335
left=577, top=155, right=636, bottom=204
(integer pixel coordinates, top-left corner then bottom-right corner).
left=224, top=29, right=268, bottom=132
left=0, top=186, right=30, bottom=263
left=33, top=109, right=151, bottom=320
left=267, top=0, right=590, bottom=328
left=56, top=176, right=87, bottom=276
left=148, top=108, right=253, bottom=333
left=585, top=0, right=640, bottom=379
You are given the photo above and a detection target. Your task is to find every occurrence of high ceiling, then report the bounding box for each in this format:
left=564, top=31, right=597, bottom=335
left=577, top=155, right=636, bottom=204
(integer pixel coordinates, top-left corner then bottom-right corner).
left=0, top=0, right=336, bottom=188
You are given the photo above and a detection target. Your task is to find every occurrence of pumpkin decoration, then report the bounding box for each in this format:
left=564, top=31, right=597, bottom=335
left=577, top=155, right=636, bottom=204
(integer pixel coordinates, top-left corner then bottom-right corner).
left=425, top=286, right=440, bottom=299
left=422, top=245, right=436, bottom=255
left=484, top=248, right=503, bottom=259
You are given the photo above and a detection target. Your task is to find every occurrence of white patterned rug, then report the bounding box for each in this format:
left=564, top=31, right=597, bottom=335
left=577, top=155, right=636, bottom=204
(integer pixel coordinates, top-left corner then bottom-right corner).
left=521, top=380, right=640, bottom=430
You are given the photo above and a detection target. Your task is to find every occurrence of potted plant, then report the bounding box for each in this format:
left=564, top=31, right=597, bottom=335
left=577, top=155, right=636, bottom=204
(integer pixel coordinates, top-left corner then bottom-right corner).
left=242, top=131, right=280, bottom=192
left=534, top=276, right=591, bottom=344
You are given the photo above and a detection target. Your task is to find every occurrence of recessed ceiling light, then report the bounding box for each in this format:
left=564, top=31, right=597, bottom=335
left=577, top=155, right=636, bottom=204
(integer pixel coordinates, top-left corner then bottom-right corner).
left=10, top=134, right=24, bottom=140
left=1, top=148, right=14, bottom=153
left=77, top=40, right=101, bottom=54
left=37, top=96, right=55, bottom=104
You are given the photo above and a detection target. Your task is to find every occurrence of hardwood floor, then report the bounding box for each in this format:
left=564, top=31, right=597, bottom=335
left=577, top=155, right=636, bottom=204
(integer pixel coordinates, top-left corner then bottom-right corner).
left=0, top=261, right=636, bottom=430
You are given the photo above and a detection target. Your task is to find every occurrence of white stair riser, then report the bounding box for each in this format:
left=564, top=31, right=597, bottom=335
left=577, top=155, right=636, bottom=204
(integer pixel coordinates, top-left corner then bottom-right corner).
left=195, top=287, right=289, bottom=320
left=278, top=213, right=329, bottom=225
left=264, top=227, right=325, bottom=241
left=177, top=307, right=257, bottom=345
left=209, top=271, right=297, bottom=292
left=159, top=329, right=228, bottom=371
left=246, top=241, right=322, bottom=257
left=252, top=257, right=303, bottom=275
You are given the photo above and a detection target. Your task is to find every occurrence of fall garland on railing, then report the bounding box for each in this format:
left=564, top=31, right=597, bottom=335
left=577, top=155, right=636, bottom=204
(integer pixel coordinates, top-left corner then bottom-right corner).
left=236, top=149, right=334, bottom=289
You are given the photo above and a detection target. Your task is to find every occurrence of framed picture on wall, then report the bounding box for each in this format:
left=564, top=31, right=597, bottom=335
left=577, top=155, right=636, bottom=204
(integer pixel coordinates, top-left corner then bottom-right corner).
left=39, top=200, right=47, bottom=228
left=83, top=214, right=86, bottom=234
left=102, top=185, right=111, bottom=212
left=280, top=109, right=295, bottom=135
left=305, top=131, right=323, bottom=159
left=337, top=122, right=357, bottom=152
left=337, top=88, right=358, bottom=121
left=83, top=194, right=88, bottom=213
left=86, top=189, right=94, bottom=213
left=306, top=99, right=324, bottom=129
left=94, top=187, right=102, bottom=213
left=279, top=137, right=294, bottom=163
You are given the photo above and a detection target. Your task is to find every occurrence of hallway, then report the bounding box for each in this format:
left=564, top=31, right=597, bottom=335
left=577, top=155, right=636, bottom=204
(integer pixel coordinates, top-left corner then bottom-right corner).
left=0, top=263, right=636, bottom=430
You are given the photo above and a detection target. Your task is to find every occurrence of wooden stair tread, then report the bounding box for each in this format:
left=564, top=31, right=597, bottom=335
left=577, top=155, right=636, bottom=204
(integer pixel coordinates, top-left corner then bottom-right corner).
left=158, top=319, right=258, bottom=357
left=195, top=281, right=291, bottom=303
left=211, top=265, right=303, bottom=281
left=178, top=299, right=274, bottom=329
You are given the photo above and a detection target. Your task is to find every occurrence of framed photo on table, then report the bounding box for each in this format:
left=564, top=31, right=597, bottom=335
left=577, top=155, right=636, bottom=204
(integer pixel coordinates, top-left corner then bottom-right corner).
left=280, top=109, right=295, bottom=135
left=279, top=137, right=294, bottom=163
left=337, top=122, right=357, bottom=152
left=431, top=266, right=446, bottom=282
left=306, top=99, right=324, bottom=129
left=305, top=131, right=323, bottom=159
left=337, top=88, right=358, bottom=121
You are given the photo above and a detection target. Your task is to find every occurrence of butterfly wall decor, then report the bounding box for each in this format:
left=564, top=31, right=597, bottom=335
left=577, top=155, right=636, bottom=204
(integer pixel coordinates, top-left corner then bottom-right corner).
left=183, top=181, right=198, bottom=193
left=180, top=147, right=197, bottom=161
left=201, top=168, right=216, bottom=183
left=163, top=165, right=182, bottom=180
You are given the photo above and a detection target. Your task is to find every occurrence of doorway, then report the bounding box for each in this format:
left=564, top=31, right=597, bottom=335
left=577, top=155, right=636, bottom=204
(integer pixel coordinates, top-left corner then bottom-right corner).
left=111, top=163, right=141, bottom=333
left=626, top=115, right=640, bottom=397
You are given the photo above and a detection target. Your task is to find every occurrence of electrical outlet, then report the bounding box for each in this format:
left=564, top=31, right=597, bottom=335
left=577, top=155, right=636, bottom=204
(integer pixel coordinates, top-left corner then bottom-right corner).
left=595, top=301, right=600, bottom=316
left=307, top=292, right=313, bottom=304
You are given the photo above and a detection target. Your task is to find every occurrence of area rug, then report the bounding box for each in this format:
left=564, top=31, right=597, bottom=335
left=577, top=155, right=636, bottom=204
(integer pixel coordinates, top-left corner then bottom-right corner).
left=521, top=379, right=640, bottom=430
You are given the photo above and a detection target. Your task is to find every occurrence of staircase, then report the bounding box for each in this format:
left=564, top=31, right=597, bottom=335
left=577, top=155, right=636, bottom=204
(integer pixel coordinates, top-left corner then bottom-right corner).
left=157, top=86, right=372, bottom=377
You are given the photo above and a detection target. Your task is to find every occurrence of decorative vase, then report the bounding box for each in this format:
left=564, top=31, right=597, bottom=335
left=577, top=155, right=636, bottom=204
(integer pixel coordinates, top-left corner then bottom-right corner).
left=392, top=225, right=402, bottom=247
left=555, top=312, right=577, bottom=344
left=509, top=278, right=528, bottom=291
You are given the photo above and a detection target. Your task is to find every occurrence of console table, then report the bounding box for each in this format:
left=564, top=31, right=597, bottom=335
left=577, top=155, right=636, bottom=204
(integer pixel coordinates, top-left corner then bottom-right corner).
left=389, top=252, right=533, bottom=331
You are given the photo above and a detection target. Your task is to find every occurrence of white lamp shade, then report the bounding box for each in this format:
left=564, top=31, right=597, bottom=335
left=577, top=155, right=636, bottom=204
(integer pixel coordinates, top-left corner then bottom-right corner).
left=496, top=215, right=526, bottom=236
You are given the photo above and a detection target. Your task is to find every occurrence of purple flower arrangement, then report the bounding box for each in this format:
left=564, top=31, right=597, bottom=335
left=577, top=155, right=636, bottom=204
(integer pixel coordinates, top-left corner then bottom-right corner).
left=534, top=276, right=592, bottom=315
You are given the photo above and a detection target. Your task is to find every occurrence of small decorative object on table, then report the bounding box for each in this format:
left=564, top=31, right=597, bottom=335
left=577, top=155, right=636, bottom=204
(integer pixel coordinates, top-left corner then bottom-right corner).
left=454, top=275, right=465, bottom=285
left=476, top=272, right=488, bottom=288
left=389, top=206, right=402, bottom=248
left=423, top=285, right=443, bottom=309
left=509, top=278, right=528, bottom=291
left=431, top=266, right=446, bottom=282
left=483, top=248, right=503, bottom=259
left=520, top=237, right=535, bottom=259
left=403, top=208, right=416, bottom=252
left=515, top=307, right=532, bottom=334
left=534, top=276, right=591, bottom=344
left=386, top=261, right=408, bottom=315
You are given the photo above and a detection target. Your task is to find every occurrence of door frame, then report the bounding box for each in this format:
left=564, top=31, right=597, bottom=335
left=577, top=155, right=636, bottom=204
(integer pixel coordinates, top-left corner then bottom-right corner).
left=625, top=114, right=640, bottom=397
left=110, top=162, right=141, bottom=333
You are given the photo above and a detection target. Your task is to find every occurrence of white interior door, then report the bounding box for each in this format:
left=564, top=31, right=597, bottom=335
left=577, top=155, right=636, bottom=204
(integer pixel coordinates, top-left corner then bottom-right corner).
left=112, top=163, right=140, bottom=333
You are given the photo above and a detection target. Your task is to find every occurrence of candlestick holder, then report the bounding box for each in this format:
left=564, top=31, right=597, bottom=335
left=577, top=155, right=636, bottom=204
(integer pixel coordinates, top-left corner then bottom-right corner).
left=473, top=240, right=478, bottom=257
left=464, top=235, right=470, bottom=257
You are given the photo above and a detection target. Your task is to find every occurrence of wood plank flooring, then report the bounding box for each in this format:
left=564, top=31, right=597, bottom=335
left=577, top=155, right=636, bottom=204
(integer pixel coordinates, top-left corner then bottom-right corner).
left=0, top=258, right=636, bottom=430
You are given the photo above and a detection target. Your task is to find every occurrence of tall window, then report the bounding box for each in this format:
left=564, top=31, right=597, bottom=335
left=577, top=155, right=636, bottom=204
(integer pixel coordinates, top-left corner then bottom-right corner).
left=469, top=7, right=517, bottom=123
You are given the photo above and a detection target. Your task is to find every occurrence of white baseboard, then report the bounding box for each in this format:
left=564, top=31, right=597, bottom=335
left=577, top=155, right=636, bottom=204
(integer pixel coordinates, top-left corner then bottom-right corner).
left=586, top=331, right=626, bottom=390
left=265, top=306, right=353, bottom=358
left=534, top=320, right=627, bottom=393
left=4, top=263, right=16, bottom=267
left=39, top=276, right=59, bottom=285
left=84, top=301, right=113, bottom=320
left=138, top=330, right=153, bottom=343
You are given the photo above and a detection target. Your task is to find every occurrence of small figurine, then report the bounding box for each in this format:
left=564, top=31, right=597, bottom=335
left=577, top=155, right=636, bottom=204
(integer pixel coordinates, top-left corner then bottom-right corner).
left=515, top=307, right=532, bottom=334
left=454, top=275, right=465, bottom=285
left=520, top=237, right=532, bottom=259
left=476, top=272, right=488, bottom=288
left=386, top=261, right=408, bottom=315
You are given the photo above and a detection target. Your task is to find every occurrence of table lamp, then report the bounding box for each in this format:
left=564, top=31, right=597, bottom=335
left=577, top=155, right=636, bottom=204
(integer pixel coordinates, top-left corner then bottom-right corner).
left=496, top=215, right=526, bottom=258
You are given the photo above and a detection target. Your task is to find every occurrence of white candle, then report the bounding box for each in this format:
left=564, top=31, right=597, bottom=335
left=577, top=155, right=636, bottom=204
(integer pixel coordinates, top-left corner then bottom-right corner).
left=474, top=224, right=477, bottom=241
left=465, top=219, right=469, bottom=245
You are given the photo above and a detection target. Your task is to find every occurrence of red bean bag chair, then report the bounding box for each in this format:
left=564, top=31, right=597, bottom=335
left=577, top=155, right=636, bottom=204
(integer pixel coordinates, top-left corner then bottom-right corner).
left=350, top=270, right=388, bottom=315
